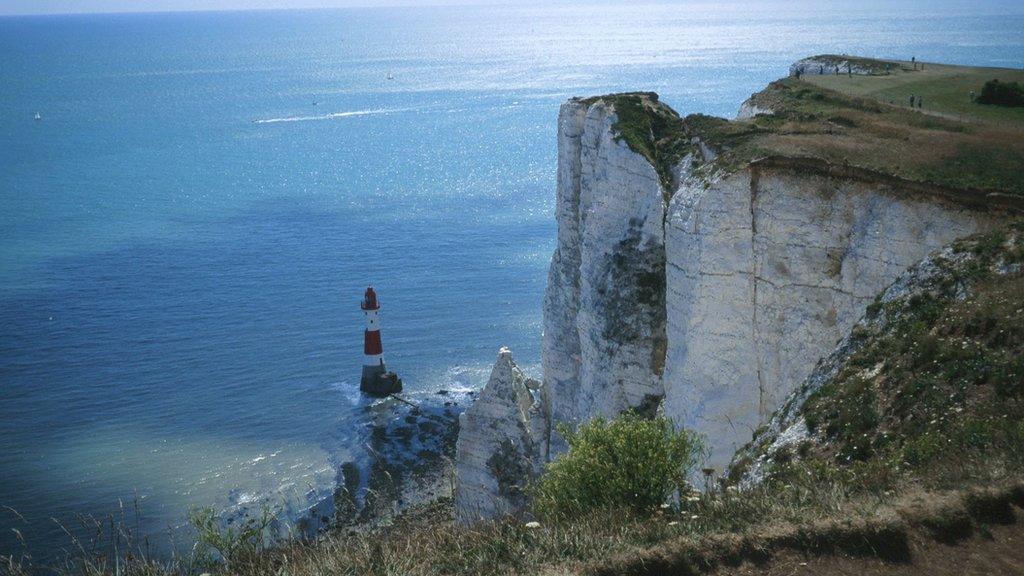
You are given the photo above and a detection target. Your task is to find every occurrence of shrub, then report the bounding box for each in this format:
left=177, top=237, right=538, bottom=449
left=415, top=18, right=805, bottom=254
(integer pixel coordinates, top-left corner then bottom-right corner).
left=189, top=506, right=275, bottom=568
left=531, top=413, right=705, bottom=519
left=976, top=79, right=1024, bottom=107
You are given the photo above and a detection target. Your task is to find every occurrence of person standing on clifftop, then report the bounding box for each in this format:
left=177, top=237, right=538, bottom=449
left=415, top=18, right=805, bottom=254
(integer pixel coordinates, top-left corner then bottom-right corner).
left=909, top=95, right=915, bottom=107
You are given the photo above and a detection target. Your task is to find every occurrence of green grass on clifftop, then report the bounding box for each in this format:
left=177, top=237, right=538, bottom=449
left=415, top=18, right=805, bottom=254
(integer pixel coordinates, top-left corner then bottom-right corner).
left=802, top=58, right=1024, bottom=127
left=691, top=58, right=1024, bottom=199
left=583, top=61, right=1024, bottom=202
left=581, top=93, right=690, bottom=194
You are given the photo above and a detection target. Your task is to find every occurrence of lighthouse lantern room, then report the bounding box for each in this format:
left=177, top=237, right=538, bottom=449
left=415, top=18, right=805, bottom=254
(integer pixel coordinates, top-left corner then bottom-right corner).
left=359, top=286, right=402, bottom=396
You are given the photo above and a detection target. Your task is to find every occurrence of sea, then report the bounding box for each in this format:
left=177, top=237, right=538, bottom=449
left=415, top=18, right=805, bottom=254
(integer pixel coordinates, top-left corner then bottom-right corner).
left=2, top=0, right=1023, bottom=561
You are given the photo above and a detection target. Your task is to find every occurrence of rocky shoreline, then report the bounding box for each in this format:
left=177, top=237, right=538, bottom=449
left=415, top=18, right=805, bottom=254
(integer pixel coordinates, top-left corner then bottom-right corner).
left=291, top=387, right=475, bottom=535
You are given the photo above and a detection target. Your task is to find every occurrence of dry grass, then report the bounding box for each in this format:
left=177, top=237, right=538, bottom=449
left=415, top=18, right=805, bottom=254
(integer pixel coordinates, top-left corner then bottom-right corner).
left=698, top=76, right=1024, bottom=197
left=588, top=480, right=1024, bottom=576
left=8, top=450, right=1023, bottom=576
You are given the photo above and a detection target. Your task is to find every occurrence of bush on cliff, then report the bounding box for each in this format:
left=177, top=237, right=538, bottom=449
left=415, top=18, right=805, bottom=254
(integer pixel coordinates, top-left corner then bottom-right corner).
left=976, top=79, right=1024, bottom=107
left=531, top=413, right=705, bottom=519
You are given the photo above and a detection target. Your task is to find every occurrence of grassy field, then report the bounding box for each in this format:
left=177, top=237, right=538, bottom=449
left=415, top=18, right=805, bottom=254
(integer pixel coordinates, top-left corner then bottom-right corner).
left=801, top=59, right=1024, bottom=127
left=579, top=60, right=1024, bottom=200
left=685, top=62, right=1024, bottom=197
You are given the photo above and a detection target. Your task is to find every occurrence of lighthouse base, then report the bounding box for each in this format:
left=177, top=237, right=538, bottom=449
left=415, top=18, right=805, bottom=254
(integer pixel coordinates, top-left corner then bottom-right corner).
left=360, top=364, right=403, bottom=396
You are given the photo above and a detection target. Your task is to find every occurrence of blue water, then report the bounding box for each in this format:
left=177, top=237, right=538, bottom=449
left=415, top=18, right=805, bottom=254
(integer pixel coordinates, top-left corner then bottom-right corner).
left=2, top=1, right=1023, bottom=560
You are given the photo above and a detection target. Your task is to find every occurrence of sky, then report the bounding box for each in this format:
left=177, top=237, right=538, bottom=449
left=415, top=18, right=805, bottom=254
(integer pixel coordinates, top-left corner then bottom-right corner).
left=0, top=0, right=524, bottom=15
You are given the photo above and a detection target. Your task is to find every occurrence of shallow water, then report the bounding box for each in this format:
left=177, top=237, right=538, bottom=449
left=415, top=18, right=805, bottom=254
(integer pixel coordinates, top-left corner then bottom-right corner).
left=2, top=1, right=1023, bottom=559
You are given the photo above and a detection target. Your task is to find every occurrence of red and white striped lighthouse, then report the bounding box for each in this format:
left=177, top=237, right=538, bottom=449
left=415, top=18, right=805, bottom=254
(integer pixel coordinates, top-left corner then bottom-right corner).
left=360, top=286, right=402, bottom=396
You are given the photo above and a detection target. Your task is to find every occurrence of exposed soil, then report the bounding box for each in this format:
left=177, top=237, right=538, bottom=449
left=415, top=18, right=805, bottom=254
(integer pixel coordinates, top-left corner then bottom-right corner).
left=713, top=520, right=1024, bottom=576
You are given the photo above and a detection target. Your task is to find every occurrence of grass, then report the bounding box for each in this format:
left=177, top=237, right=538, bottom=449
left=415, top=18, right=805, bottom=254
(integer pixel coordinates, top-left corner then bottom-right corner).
left=11, top=461, right=1024, bottom=576
left=583, top=60, right=1024, bottom=201
left=801, top=59, right=1024, bottom=127
left=696, top=76, right=1024, bottom=198
left=589, top=480, right=1024, bottom=576
left=797, top=224, right=1024, bottom=468
left=580, top=93, right=691, bottom=194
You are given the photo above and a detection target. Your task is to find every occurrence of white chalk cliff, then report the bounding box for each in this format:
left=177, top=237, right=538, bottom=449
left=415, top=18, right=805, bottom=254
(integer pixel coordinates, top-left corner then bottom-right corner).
left=663, top=164, right=997, bottom=467
left=454, top=347, right=544, bottom=523
left=454, top=92, right=1003, bottom=524
left=541, top=97, right=669, bottom=456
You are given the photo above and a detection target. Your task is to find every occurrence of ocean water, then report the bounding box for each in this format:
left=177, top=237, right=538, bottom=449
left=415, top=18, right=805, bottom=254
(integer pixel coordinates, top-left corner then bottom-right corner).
left=2, top=1, right=1023, bottom=560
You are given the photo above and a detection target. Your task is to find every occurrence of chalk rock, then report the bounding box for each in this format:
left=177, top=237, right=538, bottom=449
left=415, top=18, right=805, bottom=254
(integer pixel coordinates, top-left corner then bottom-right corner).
left=663, top=166, right=999, bottom=469
left=736, top=99, right=773, bottom=119
left=454, top=348, right=544, bottom=524
left=541, top=96, right=669, bottom=456
left=790, top=56, right=880, bottom=77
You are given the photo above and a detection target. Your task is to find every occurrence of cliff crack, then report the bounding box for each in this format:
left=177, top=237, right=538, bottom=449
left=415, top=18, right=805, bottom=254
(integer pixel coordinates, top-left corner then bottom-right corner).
left=749, top=168, right=767, bottom=419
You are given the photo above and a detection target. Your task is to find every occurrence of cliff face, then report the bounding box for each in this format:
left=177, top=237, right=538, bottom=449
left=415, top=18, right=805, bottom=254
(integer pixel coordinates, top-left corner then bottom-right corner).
left=664, top=166, right=998, bottom=467
left=542, top=98, right=669, bottom=456
left=729, top=223, right=1023, bottom=486
left=455, top=87, right=1007, bottom=523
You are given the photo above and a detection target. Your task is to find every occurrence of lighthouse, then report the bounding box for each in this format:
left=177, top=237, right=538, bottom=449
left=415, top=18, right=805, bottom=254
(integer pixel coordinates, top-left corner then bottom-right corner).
left=360, top=286, right=402, bottom=396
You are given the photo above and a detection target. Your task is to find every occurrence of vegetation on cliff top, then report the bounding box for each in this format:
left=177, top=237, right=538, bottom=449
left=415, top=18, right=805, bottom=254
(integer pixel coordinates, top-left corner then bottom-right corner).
left=583, top=61, right=1024, bottom=201
left=802, top=58, right=1024, bottom=126
left=705, top=77, right=1024, bottom=197
left=580, top=92, right=691, bottom=194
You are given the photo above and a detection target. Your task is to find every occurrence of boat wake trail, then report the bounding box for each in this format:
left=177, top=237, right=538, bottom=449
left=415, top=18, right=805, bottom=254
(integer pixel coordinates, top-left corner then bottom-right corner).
left=253, top=107, right=409, bottom=124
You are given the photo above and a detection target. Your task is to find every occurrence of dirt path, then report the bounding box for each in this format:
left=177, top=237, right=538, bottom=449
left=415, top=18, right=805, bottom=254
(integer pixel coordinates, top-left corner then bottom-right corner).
left=712, top=521, right=1024, bottom=576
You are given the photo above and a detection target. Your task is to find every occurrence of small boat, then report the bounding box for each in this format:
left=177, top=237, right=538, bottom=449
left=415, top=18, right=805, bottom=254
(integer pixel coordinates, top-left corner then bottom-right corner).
left=386, top=73, right=394, bottom=80
left=34, top=112, right=42, bottom=121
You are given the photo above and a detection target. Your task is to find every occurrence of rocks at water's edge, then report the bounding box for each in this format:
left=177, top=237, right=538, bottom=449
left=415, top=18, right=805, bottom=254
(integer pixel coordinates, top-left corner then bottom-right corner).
left=322, top=388, right=475, bottom=530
